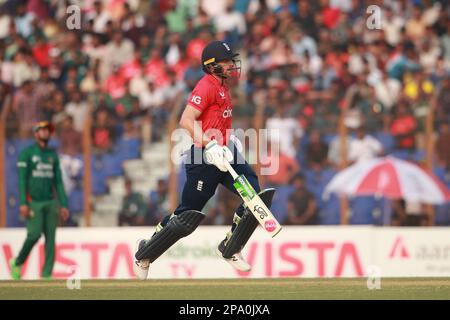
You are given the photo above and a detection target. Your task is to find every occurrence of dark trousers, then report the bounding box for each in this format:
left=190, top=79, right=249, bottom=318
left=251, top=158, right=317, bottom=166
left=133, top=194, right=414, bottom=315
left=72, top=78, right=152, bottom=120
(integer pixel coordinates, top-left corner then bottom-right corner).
left=163, top=145, right=260, bottom=226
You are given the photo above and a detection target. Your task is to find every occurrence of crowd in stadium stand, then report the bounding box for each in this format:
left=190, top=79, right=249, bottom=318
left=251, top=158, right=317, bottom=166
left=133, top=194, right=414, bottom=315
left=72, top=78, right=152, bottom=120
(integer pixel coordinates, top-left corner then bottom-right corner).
left=0, top=0, right=449, bottom=227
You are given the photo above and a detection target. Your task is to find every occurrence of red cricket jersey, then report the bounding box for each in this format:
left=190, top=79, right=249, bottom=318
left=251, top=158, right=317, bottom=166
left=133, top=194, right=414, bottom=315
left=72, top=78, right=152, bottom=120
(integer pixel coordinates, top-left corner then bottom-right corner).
left=187, top=74, right=233, bottom=146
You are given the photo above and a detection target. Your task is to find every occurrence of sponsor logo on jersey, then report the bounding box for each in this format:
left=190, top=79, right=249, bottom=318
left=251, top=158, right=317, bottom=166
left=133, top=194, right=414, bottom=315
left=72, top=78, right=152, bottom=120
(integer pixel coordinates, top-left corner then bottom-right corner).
left=191, top=95, right=202, bottom=105
left=222, top=109, right=232, bottom=118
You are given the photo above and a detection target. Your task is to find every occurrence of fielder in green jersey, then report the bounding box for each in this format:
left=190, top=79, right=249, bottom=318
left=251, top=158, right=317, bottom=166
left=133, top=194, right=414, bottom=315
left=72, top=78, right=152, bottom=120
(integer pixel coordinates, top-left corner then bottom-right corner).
left=10, top=121, right=69, bottom=280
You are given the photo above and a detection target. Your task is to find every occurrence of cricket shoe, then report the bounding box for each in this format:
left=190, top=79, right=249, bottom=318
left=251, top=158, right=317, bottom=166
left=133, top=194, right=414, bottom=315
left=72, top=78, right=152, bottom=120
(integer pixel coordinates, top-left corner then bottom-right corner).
left=133, top=239, right=150, bottom=280
left=216, top=240, right=251, bottom=272
left=9, top=258, right=21, bottom=280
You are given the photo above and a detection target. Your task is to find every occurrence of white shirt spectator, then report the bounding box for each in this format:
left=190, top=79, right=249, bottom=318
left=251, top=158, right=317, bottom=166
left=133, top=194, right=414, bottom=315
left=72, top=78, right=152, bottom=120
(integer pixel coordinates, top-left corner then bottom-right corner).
left=102, top=38, right=134, bottom=79
left=65, top=100, right=89, bottom=132
left=201, top=0, right=226, bottom=18
left=348, top=134, right=383, bottom=163
left=266, top=117, right=303, bottom=158
left=139, top=82, right=165, bottom=110
left=86, top=10, right=111, bottom=34
left=165, top=44, right=181, bottom=66
left=83, top=37, right=106, bottom=66
left=12, top=60, right=40, bottom=87
left=59, top=154, right=83, bottom=195
left=1, top=60, right=14, bottom=84
left=374, top=76, right=401, bottom=111
left=301, top=54, right=323, bottom=77
left=382, top=15, right=405, bottom=46
left=292, top=35, right=317, bottom=59
left=0, top=13, right=11, bottom=39
left=328, top=135, right=353, bottom=167
left=129, top=72, right=148, bottom=97
left=15, top=12, right=35, bottom=38
left=105, top=39, right=135, bottom=66
left=330, top=0, right=352, bottom=12
left=420, top=45, right=441, bottom=73
left=214, top=9, right=246, bottom=35
left=248, top=0, right=280, bottom=14
left=422, top=2, right=441, bottom=26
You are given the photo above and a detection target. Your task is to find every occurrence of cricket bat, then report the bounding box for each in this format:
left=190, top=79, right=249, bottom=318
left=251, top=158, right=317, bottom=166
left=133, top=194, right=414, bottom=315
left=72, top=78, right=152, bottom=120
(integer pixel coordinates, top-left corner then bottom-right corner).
left=223, top=161, right=282, bottom=238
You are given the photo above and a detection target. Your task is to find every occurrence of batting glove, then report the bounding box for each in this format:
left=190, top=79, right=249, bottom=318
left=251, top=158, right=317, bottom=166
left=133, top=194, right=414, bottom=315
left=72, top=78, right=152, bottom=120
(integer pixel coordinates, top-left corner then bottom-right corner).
left=205, top=139, right=227, bottom=172
left=222, top=146, right=234, bottom=164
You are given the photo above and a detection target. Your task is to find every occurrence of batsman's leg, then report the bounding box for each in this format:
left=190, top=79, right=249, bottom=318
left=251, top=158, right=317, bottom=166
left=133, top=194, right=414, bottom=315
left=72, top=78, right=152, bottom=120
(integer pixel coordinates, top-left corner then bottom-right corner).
left=217, top=160, right=265, bottom=272
left=133, top=147, right=222, bottom=279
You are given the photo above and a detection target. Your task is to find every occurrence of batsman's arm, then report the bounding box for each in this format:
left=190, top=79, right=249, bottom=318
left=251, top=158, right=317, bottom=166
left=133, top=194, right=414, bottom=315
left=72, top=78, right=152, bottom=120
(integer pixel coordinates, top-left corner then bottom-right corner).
left=179, top=104, right=211, bottom=147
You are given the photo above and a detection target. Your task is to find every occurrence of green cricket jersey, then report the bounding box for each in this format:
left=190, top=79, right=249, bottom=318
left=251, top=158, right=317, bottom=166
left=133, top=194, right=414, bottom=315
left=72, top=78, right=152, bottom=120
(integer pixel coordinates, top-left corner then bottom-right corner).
left=17, top=143, right=68, bottom=208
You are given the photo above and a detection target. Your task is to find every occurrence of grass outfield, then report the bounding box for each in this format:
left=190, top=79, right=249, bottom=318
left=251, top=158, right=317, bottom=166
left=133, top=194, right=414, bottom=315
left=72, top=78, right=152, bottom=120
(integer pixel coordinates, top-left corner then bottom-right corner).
left=0, top=278, right=449, bottom=300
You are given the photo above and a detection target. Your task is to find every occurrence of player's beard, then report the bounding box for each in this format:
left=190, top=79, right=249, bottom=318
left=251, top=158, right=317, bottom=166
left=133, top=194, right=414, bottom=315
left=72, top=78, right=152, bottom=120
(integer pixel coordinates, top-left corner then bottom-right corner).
left=38, top=136, right=50, bottom=146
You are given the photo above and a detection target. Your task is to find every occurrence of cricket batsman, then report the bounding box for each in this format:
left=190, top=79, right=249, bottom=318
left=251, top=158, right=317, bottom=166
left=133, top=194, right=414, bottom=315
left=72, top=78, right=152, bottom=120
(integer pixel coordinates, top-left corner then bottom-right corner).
left=10, top=121, right=69, bottom=280
left=133, top=40, right=276, bottom=279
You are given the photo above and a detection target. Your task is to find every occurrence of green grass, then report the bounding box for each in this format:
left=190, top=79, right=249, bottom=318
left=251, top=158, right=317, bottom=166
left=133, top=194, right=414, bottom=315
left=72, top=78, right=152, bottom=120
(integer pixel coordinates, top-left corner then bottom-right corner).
left=0, top=278, right=449, bottom=300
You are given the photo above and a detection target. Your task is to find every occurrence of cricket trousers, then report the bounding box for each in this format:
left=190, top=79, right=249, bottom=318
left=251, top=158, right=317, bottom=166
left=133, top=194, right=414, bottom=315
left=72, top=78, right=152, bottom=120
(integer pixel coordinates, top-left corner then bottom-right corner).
left=16, top=199, right=58, bottom=277
left=161, top=144, right=261, bottom=228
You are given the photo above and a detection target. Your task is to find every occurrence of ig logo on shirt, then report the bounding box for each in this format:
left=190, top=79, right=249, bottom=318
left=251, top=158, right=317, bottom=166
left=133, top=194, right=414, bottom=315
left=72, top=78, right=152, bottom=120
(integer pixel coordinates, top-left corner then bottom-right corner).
left=191, top=95, right=202, bottom=105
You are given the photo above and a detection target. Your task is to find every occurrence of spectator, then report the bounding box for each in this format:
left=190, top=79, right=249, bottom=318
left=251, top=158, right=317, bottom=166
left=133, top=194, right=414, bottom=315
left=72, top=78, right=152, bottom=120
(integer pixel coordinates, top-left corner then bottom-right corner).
left=65, top=90, right=89, bottom=132
left=435, top=74, right=450, bottom=124
left=306, top=129, right=329, bottom=169
left=266, top=103, right=304, bottom=158
left=405, top=4, right=426, bottom=42
left=118, top=179, right=147, bottom=226
left=14, top=2, right=35, bottom=38
left=91, top=108, right=116, bottom=153
left=86, top=0, right=111, bottom=35
left=286, top=174, right=317, bottom=225
left=11, top=50, right=40, bottom=87
left=261, top=142, right=300, bottom=188
left=348, top=126, right=383, bottom=163
left=138, top=78, right=165, bottom=110
left=328, top=132, right=352, bottom=168
left=12, top=80, right=39, bottom=137
left=373, top=71, right=401, bottom=112
left=59, top=115, right=82, bottom=156
left=390, top=101, right=417, bottom=151
left=391, top=199, right=428, bottom=226
left=214, top=1, right=246, bottom=44
left=382, top=5, right=405, bottom=47
left=147, top=179, right=169, bottom=225
left=102, top=30, right=134, bottom=80
left=114, top=82, right=138, bottom=118
left=436, top=122, right=450, bottom=169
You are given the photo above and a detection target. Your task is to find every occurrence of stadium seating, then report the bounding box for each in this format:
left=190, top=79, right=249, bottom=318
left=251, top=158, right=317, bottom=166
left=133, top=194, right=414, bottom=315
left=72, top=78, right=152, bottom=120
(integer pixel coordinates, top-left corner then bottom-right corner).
left=349, top=196, right=377, bottom=225
left=375, top=132, right=395, bottom=155
left=68, top=188, right=84, bottom=214
left=318, top=193, right=341, bottom=225
left=116, top=137, right=141, bottom=160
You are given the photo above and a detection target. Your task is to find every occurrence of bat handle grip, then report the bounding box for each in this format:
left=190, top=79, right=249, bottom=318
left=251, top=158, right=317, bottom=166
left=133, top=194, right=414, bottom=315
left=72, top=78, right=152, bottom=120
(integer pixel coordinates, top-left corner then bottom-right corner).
left=223, top=160, right=239, bottom=180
